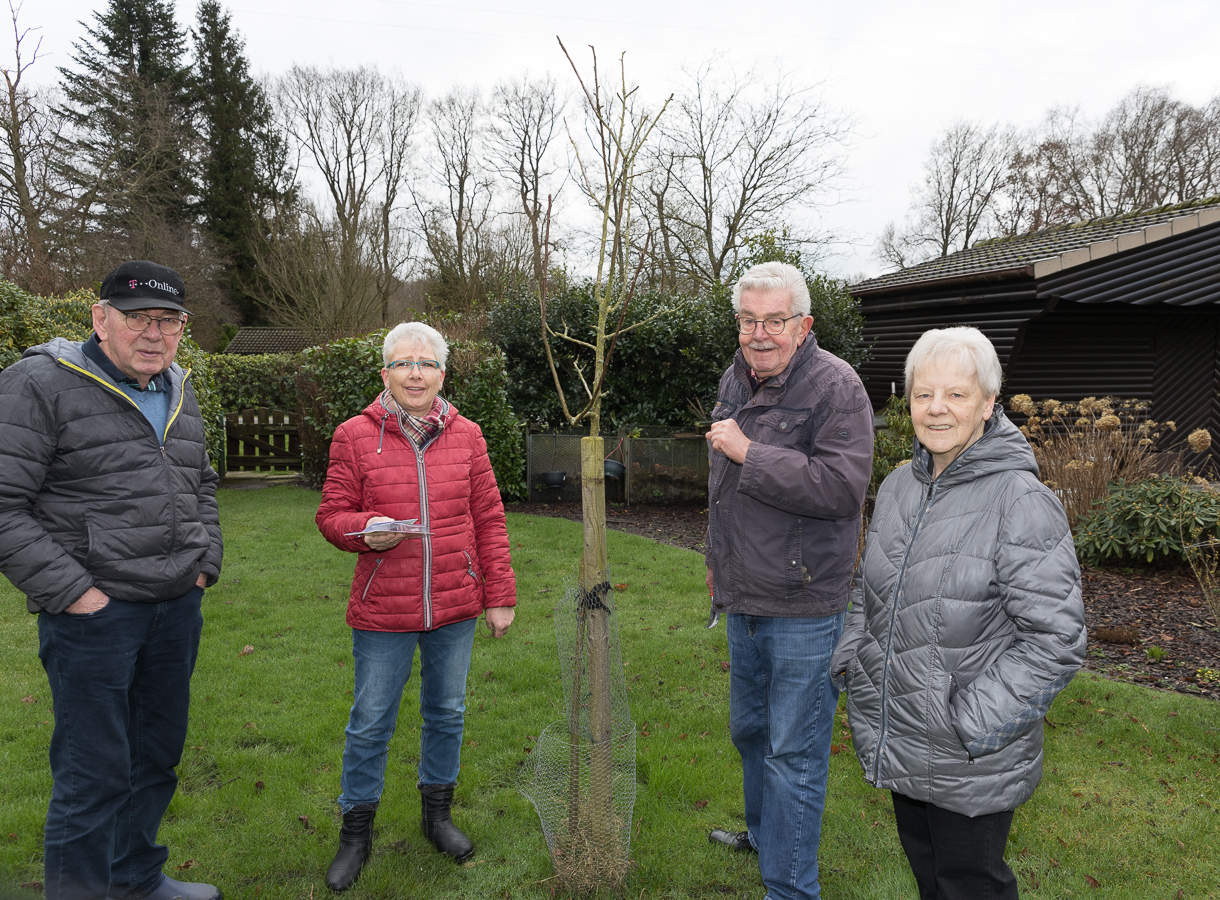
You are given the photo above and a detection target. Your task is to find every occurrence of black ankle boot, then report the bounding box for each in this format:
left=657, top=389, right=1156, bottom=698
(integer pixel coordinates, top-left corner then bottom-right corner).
left=325, top=804, right=377, bottom=892
left=419, top=783, right=474, bottom=861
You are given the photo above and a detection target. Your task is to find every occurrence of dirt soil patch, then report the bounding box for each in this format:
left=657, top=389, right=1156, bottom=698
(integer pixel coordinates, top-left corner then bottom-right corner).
left=1081, top=565, right=1219, bottom=700
left=506, top=502, right=1220, bottom=700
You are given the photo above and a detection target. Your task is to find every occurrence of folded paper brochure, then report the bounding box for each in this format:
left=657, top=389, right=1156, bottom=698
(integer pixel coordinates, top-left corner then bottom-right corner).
left=345, top=519, right=431, bottom=538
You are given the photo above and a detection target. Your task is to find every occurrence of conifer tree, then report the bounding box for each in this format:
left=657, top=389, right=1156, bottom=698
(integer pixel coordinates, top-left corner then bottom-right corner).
left=191, top=0, right=294, bottom=324
left=57, top=0, right=196, bottom=238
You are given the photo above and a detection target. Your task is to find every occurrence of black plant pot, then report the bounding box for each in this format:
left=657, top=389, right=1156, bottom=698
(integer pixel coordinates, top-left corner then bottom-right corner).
left=604, top=459, right=625, bottom=479
left=542, top=470, right=567, bottom=489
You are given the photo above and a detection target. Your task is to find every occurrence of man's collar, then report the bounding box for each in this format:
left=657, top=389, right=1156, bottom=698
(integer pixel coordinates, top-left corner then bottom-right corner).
left=82, top=334, right=170, bottom=392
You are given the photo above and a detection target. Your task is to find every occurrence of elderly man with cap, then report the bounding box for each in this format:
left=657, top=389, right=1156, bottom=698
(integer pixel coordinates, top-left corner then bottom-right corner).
left=0, top=261, right=224, bottom=900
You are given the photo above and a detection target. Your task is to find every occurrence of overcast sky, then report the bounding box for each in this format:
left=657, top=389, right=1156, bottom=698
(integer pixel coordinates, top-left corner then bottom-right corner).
left=20, top=0, right=1220, bottom=278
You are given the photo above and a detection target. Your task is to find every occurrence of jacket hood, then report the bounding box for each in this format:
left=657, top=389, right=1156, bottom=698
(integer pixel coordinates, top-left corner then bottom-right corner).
left=26, top=337, right=187, bottom=394
left=911, top=406, right=1038, bottom=487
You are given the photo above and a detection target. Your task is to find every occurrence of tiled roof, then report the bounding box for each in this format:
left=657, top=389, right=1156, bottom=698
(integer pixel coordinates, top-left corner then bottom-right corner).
left=853, top=197, right=1220, bottom=296
left=222, top=327, right=313, bottom=355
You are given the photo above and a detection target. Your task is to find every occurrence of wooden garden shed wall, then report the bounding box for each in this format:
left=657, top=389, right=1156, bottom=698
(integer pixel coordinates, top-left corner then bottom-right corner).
left=851, top=202, right=1220, bottom=468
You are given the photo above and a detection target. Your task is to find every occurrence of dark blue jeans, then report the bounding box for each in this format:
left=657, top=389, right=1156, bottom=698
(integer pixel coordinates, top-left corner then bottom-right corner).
left=38, top=587, right=204, bottom=900
left=338, top=619, right=477, bottom=813
left=727, top=611, right=845, bottom=900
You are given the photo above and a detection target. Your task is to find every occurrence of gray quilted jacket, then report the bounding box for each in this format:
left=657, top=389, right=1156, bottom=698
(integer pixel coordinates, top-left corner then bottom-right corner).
left=0, top=338, right=222, bottom=614
left=830, top=407, right=1085, bottom=816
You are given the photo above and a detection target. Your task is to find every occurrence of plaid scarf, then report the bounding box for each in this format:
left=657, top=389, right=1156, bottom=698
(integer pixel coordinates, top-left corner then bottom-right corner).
left=380, top=390, right=448, bottom=447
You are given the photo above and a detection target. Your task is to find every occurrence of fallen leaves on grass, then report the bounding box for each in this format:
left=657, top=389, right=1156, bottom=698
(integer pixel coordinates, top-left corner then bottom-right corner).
left=1085, top=874, right=1101, bottom=888
left=175, top=859, right=199, bottom=870
left=20, top=695, right=35, bottom=703
left=238, top=645, right=254, bottom=656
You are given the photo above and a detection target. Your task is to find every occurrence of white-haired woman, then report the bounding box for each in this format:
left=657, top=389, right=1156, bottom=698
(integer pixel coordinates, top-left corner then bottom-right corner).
left=316, top=322, right=516, bottom=890
left=830, top=326, right=1085, bottom=899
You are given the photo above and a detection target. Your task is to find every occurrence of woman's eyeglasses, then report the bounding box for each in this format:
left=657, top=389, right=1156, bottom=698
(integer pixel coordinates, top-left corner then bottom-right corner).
left=386, top=359, right=441, bottom=371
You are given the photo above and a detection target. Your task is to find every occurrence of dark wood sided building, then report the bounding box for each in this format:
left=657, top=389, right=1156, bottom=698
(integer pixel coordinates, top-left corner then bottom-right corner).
left=221, top=327, right=313, bottom=355
left=851, top=198, right=1220, bottom=466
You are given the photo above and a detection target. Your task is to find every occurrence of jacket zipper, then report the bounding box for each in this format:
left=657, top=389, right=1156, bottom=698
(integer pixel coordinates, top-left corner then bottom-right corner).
left=463, top=550, right=480, bottom=582
left=708, top=382, right=749, bottom=595
left=871, top=478, right=939, bottom=786
left=414, top=431, right=440, bottom=631
left=59, top=359, right=190, bottom=557
left=361, top=557, right=384, bottom=602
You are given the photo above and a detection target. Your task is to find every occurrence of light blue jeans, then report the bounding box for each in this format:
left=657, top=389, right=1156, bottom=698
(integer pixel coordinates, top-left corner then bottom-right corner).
left=338, top=619, right=477, bottom=813
left=727, top=611, right=845, bottom=900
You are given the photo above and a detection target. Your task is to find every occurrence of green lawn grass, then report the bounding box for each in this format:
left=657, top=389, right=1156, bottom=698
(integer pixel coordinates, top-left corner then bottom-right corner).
left=1, top=485, right=1217, bottom=898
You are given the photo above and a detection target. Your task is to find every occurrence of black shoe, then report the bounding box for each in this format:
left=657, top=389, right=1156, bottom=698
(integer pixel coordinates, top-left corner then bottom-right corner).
left=709, top=829, right=755, bottom=853
left=420, top=782, right=474, bottom=862
left=326, top=803, right=377, bottom=892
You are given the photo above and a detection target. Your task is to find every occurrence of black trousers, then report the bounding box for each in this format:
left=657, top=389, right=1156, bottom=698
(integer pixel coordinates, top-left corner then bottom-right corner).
left=891, top=792, right=1019, bottom=900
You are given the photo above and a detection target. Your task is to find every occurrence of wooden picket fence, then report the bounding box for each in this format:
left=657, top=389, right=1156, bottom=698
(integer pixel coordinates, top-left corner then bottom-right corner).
left=224, top=407, right=301, bottom=473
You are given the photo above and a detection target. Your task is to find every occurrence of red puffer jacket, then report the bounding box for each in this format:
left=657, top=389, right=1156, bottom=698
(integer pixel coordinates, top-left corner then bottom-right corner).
left=316, top=396, right=516, bottom=632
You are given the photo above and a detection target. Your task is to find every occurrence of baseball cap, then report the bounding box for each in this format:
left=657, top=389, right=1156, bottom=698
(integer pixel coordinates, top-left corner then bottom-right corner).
left=99, top=261, right=192, bottom=315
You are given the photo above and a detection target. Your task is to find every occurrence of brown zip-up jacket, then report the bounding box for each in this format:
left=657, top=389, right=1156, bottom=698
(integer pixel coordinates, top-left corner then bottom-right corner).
left=706, top=335, right=873, bottom=618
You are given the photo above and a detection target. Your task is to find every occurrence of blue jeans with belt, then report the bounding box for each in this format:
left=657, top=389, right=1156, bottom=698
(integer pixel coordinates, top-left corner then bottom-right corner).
left=338, top=618, right=477, bottom=812
left=727, top=611, right=845, bottom=900
left=38, top=587, right=204, bottom=900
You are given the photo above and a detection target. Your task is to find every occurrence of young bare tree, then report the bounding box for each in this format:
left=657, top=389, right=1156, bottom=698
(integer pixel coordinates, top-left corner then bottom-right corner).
left=523, top=42, right=670, bottom=894
left=275, top=64, right=421, bottom=326
left=644, top=61, right=850, bottom=290
left=488, top=74, right=564, bottom=289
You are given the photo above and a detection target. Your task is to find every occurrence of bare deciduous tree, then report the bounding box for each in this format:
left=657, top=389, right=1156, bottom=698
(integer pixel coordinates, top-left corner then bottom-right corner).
left=881, top=87, right=1220, bottom=271
left=276, top=64, right=421, bottom=326
left=488, top=74, right=564, bottom=289
left=878, top=120, right=1014, bottom=267
left=254, top=198, right=384, bottom=341
left=645, top=61, right=850, bottom=289
left=0, top=1, right=59, bottom=292
left=415, top=86, right=493, bottom=309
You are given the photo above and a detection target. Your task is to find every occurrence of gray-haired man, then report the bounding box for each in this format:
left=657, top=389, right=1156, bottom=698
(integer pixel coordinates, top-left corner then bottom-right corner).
left=0, top=261, right=223, bottom=900
left=705, top=262, right=873, bottom=900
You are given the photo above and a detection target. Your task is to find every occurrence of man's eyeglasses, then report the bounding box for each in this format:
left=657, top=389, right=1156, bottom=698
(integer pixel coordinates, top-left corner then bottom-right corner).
left=736, top=314, right=801, bottom=335
left=386, top=359, right=441, bottom=372
left=120, top=311, right=187, bottom=336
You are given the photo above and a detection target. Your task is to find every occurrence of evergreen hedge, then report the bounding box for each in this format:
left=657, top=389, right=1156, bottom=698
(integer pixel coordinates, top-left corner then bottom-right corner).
left=206, top=352, right=301, bottom=412
left=487, top=282, right=739, bottom=428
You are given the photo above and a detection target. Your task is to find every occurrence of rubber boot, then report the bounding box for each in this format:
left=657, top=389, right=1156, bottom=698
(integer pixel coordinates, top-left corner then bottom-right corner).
left=419, top=783, right=474, bottom=861
left=325, top=804, right=376, bottom=892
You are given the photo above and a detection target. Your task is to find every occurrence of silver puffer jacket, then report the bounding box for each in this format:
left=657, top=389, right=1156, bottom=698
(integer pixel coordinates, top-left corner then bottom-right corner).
left=830, top=408, right=1085, bottom=817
